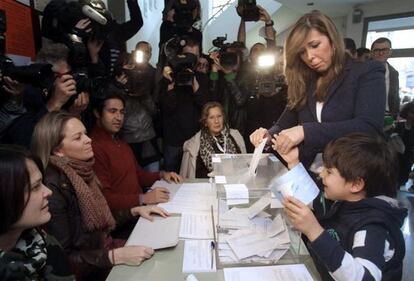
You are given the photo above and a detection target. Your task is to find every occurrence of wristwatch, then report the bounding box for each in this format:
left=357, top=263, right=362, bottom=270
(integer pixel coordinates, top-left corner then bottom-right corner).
left=265, top=20, right=274, bottom=27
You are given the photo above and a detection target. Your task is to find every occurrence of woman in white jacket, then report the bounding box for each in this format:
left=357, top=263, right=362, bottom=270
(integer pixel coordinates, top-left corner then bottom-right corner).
left=180, top=102, right=246, bottom=178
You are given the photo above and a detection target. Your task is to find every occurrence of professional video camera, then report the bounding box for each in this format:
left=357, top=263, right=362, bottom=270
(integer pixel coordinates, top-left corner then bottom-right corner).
left=237, top=0, right=260, bottom=22
left=42, top=0, right=112, bottom=67
left=212, top=35, right=245, bottom=70
left=0, top=10, right=54, bottom=92
left=171, top=0, right=199, bottom=30
left=252, top=52, right=286, bottom=96
left=162, top=36, right=198, bottom=87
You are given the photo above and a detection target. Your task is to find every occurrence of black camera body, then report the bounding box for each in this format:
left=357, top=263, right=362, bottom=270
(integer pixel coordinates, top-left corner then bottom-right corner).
left=212, top=35, right=245, bottom=70
left=169, top=52, right=198, bottom=87
left=62, top=69, right=106, bottom=108
left=237, top=0, right=260, bottom=22
left=42, top=0, right=112, bottom=68
left=0, top=10, right=54, bottom=92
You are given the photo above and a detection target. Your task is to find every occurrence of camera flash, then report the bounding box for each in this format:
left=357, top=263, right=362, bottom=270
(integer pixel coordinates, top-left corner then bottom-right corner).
left=135, top=50, right=144, bottom=64
left=257, top=54, right=275, bottom=68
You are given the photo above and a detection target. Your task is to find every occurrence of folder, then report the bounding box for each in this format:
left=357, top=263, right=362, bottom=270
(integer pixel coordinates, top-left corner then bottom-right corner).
left=126, top=216, right=181, bottom=250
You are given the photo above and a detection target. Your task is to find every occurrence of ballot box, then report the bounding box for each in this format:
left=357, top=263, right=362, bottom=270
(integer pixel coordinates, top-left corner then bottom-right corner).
left=212, top=154, right=311, bottom=268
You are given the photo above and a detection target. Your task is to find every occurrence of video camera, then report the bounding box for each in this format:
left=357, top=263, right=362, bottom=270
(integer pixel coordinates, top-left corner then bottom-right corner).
left=212, top=35, right=245, bottom=70
left=171, top=0, right=199, bottom=30
left=162, top=36, right=198, bottom=87
left=252, top=52, right=286, bottom=96
left=0, top=10, right=54, bottom=92
left=237, top=0, right=260, bottom=22
left=42, top=0, right=112, bottom=68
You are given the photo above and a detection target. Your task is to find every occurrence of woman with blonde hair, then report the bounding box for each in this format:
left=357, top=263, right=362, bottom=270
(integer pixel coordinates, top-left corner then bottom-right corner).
left=250, top=10, right=385, bottom=170
left=31, top=111, right=168, bottom=280
left=180, top=102, right=246, bottom=178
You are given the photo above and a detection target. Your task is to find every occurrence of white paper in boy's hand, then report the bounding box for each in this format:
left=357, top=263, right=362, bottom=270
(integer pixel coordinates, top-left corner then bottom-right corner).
left=275, top=180, right=319, bottom=205
left=271, top=163, right=320, bottom=205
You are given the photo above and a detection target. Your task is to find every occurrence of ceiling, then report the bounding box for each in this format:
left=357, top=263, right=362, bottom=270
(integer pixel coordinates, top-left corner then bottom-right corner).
left=274, top=0, right=383, bottom=17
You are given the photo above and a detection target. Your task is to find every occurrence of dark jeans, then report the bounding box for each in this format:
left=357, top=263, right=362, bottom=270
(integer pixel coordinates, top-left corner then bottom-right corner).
left=163, top=144, right=183, bottom=173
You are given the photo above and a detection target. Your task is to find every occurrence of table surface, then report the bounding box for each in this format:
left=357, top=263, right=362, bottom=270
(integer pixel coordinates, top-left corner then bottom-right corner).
left=107, top=154, right=321, bottom=281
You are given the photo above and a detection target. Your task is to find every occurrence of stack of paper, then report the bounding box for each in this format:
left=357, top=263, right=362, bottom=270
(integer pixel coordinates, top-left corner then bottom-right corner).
left=218, top=213, right=291, bottom=264
left=179, top=212, right=214, bottom=239
left=157, top=183, right=216, bottom=214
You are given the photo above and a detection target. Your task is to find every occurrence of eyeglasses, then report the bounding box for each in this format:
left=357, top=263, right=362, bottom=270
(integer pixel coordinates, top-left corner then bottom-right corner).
left=372, top=48, right=391, bottom=54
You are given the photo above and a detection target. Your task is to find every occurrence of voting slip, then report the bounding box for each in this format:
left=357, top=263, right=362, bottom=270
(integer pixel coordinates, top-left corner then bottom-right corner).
left=157, top=182, right=216, bottom=214
left=182, top=240, right=217, bottom=273
left=271, top=163, right=319, bottom=205
left=126, top=216, right=180, bottom=250
left=248, top=137, right=268, bottom=176
left=223, top=264, right=314, bottom=281
left=179, top=212, right=214, bottom=239
left=224, top=184, right=249, bottom=205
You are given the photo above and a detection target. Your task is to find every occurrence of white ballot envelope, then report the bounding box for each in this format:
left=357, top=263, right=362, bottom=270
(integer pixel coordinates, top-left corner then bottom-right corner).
left=249, top=138, right=268, bottom=176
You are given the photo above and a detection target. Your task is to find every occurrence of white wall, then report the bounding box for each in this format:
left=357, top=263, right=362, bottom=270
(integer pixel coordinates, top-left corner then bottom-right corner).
left=203, top=0, right=281, bottom=52
left=345, top=0, right=414, bottom=47
left=125, top=0, right=164, bottom=66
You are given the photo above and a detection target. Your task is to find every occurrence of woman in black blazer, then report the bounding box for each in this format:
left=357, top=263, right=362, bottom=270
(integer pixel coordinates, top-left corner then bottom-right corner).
left=250, top=10, right=385, bottom=169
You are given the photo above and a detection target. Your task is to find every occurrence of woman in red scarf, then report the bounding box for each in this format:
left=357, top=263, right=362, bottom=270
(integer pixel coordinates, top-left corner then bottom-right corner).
left=31, top=111, right=168, bottom=280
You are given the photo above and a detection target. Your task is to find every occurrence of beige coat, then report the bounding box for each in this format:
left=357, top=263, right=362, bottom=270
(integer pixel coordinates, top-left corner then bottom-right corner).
left=179, top=129, right=246, bottom=178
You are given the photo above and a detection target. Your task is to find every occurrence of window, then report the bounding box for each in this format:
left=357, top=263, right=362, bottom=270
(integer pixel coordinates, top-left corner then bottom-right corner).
left=362, top=12, right=414, bottom=100
left=211, top=0, right=236, bottom=19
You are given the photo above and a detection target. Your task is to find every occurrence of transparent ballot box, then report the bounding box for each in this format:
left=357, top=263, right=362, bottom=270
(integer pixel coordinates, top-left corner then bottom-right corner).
left=212, top=154, right=311, bottom=268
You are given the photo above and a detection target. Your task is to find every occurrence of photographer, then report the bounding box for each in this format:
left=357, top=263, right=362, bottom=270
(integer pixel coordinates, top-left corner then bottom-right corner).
left=160, top=38, right=209, bottom=173
left=209, top=41, right=247, bottom=137
left=4, top=44, right=89, bottom=147
left=160, top=0, right=202, bottom=51
left=113, top=50, right=161, bottom=171
left=99, top=0, right=143, bottom=74
left=0, top=76, right=26, bottom=141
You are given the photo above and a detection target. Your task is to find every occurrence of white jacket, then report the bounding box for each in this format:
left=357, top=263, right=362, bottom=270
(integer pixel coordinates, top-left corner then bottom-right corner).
left=179, top=129, right=246, bottom=178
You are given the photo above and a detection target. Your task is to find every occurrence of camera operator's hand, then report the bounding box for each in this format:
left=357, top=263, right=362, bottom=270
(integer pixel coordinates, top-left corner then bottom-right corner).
left=162, top=66, right=175, bottom=91
left=162, top=66, right=174, bottom=82
left=75, top=18, right=92, bottom=33
left=192, top=72, right=199, bottom=93
left=68, top=92, right=89, bottom=117
left=258, top=5, right=271, bottom=22
left=2, top=76, right=25, bottom=97
left=209, top=51, right=222, bottom=73
left=115, top=73, right=128, bottom=85
left=166, top=9, right=175, bottom=22
left=87, top=38, right=104, bottom=64
left=47, top=74, right=77, bottom=112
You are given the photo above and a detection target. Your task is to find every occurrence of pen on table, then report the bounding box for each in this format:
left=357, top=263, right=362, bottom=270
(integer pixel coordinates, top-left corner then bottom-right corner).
left=210, top=205, right=216, bottom=269
left=210, top=240, right=215, bottom=269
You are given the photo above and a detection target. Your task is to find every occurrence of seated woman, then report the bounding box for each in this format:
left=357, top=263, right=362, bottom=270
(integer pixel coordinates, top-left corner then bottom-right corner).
left=31, top=111, right=168, bottom=280
left=180, top=102, right=246, bottom=178
left=0, top=145, right=74, bottom=280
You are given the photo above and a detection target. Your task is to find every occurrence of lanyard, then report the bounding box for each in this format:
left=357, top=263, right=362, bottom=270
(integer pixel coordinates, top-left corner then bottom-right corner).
left=213, top=134, right=227, bottom=153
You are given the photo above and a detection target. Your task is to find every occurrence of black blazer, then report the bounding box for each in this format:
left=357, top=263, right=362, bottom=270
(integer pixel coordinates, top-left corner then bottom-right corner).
left=269, top=59, right=386, bottom=167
